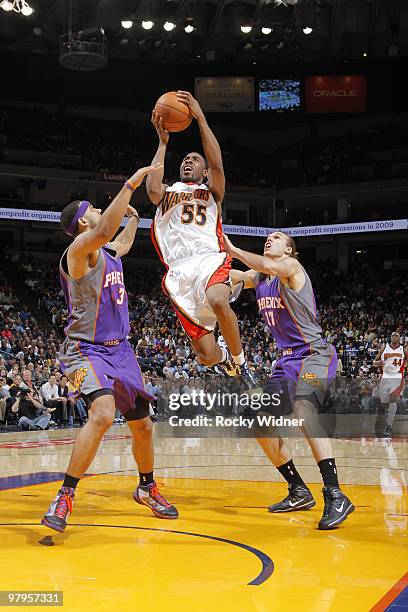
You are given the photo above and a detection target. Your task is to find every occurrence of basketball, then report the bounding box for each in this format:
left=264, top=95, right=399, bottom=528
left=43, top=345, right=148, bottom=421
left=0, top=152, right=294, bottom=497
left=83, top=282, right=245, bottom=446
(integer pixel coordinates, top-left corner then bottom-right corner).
left=154, top=91, right=192, bottom=132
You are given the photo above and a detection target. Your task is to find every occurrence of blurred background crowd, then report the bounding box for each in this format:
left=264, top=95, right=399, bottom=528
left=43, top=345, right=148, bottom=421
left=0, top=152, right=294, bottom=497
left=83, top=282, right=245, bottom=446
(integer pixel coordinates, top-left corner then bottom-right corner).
left=1, top=247, right=407, bottom=432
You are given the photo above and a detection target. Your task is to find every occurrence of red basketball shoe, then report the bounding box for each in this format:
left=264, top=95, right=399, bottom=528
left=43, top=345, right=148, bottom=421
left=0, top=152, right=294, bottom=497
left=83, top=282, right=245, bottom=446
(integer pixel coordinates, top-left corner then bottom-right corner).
left=133, top=481, right=178, bottom=519
left=41, top=486, right=75, bottom=533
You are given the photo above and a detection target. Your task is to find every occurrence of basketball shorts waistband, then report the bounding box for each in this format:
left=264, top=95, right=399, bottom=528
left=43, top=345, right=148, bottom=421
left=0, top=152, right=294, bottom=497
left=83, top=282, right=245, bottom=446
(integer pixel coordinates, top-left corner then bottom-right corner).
left=279, top=339, right=329, bottom=355
left=67, top=337, right=125, bottom=347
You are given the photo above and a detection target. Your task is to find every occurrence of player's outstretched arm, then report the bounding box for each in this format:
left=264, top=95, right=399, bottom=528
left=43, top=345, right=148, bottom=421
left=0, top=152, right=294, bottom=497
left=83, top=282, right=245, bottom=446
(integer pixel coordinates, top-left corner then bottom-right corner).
left=177, top=91, right=225, bottom=204
left=109, top=205, right=140, bottom=257
left=223, top=233, right=299, bottom=280
left=147, top=110, right=169, bottom=205
left=230, top=269, right=258, bottom=289
left=70, top=164, right=162, bottom=261
left=373, top=347, right=385, bottom=369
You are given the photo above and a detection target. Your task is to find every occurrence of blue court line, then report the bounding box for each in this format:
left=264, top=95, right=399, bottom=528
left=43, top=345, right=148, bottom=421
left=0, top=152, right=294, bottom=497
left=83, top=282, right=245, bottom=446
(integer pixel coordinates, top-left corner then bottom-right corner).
left=0, top=521, right=274, bottom=586
left=385, top=587, right=408, bottom=611
left=0, top=472, right=95, bottom=491
left=0, top=472, right=67, bottom=491
left=0, top=472, right=274, bottom=586
left=75, top=523, right=274, bottom=586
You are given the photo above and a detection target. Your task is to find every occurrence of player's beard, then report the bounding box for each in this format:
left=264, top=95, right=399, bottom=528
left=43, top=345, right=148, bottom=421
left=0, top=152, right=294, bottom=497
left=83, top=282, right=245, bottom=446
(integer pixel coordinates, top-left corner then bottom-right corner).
left=181, top=169, right=193, bottom=181
left=182, top=171, right=200, bottom=183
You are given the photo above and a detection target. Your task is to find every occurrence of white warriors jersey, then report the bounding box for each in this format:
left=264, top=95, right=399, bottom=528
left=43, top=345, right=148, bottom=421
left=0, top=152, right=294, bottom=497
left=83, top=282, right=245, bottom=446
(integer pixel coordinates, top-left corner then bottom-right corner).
left=382, top=343, right=404, bottom=378
left=152, top=182, right=225, bottom=266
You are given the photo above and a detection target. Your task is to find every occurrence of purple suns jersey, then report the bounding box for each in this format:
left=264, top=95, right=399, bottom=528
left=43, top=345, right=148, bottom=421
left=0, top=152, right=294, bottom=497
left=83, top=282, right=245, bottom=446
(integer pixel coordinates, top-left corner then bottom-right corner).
left=59, top=244, right=130, bottom=344
left=255, top=266, right=322, bottom=349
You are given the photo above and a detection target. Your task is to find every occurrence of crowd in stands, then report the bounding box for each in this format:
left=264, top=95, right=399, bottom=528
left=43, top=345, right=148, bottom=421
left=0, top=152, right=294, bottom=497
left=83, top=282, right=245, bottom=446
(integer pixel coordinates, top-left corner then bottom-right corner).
left=262, top=122, right=408, bottom=189
left=277, top=200, right=408, bottom=229
left=2, top=106, right=408, bottom=190
left=1, top=245, right=407, bottom=432
left=0, top=107, right=148, bottom=174
left=0, top=259, right=88, bottom=430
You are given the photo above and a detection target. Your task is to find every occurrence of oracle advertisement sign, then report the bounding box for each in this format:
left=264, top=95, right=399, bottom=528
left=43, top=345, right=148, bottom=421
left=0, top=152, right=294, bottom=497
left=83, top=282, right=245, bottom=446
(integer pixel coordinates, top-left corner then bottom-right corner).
left=305, top=75, right=367, bottom=113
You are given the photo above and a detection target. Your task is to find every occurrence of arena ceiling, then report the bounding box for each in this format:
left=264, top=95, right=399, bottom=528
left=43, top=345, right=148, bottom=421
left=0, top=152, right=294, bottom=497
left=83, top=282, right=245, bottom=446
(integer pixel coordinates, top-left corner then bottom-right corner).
left=1, top=0, right=407, bottom=64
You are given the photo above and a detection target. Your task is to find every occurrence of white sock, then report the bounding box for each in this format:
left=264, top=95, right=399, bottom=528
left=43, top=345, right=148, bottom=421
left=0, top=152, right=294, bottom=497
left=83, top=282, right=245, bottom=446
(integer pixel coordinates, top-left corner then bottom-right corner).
left=232, top=351, right=245, bottom=366
left=387, top=403, right=397, bottom=428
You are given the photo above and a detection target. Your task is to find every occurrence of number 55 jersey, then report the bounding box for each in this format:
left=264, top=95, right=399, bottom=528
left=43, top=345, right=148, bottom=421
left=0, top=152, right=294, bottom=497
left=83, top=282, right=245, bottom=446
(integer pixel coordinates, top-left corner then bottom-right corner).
left=151, top=182, right=232, bottom=340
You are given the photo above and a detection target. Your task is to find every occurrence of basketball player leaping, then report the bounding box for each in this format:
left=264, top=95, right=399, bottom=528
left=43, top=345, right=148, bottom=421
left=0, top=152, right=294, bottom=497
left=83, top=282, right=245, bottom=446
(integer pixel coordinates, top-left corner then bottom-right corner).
left=147, top=91, right=257, bottom=388
left=42, top=163, right=178, bottom=533
left=224, top=231, right=355, bottom=530
left=373, top=332, right=408, bottom=437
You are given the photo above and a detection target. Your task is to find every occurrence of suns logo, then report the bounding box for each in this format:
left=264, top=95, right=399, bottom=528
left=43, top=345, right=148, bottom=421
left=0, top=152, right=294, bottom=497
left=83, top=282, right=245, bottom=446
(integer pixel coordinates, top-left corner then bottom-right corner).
left=301, top=372, right=321, bottom=387
left=71, top=367, right=88, bottom=391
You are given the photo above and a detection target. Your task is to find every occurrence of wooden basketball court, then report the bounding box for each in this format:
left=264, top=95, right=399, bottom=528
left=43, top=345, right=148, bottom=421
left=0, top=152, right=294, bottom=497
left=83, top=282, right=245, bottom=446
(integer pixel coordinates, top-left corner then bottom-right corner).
left=1, top=425, right=408, bottom=611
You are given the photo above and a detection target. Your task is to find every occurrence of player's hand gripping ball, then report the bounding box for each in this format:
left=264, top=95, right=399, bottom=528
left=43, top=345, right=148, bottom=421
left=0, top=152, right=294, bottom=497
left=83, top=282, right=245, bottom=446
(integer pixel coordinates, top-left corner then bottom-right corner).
left=154, top=91, right=192, bottom=132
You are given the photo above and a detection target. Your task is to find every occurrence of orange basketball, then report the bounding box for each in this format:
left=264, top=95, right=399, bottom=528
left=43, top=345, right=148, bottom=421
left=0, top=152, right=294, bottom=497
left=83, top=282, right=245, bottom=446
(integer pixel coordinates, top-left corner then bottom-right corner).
left=154, top=91, right=192, bottom=132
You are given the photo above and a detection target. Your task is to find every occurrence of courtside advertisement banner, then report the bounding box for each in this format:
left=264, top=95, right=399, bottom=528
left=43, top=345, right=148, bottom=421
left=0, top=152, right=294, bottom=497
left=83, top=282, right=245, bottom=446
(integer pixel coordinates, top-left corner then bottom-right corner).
left=305, top=75, right=367, bottom=113
left=224, top=218, right=408, bottom=238
left=195, top=77, right=254, bottom=112
left=0, top=208, right=406, bottom=237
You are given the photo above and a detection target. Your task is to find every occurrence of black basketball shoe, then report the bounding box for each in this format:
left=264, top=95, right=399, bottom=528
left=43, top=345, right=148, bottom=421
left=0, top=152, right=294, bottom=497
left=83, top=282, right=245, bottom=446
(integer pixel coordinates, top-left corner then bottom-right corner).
left=318, top=486, right=355, bottom=530
left=268, top=484, right=316, bottom=513
left=236, top=362, right=261, bottom=391
left=213, top=354, right=237, bottom=377
left=213, top=336, right=238, bottom=377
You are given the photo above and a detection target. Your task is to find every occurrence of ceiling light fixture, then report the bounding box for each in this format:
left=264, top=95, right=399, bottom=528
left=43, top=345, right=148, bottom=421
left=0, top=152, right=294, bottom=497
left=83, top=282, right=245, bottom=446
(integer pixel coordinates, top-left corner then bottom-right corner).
left=261, top=27, right=272, bottom=35
left=184, top=24, right=194, bottom=33
left=274, top=0, right=298, bottom=6
left=0, top=0, right=13, bottom=10
left=302, top=26, right=313, bottom=35
left=142, top=20, right=154, bottom=30
left=164, top=21, right=176, bottom=32
left=241, top=25, right=252, bottom=34
left=20, top=1, right=32, bottom=14
left=121, top=20, right=133, bottom=29
left=1, top=0, right=33, bottom=14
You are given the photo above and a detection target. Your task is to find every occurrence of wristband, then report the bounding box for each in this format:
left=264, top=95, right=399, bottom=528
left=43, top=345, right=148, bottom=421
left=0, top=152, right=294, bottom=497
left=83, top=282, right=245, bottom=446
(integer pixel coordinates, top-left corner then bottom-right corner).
left=125, top=179, right=136, bottom=191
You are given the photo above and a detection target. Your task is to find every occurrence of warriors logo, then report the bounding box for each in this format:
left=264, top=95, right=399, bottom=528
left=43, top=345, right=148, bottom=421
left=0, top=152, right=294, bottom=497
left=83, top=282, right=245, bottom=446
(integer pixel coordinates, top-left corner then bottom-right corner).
left=71, top=367, right=88, bottom=391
